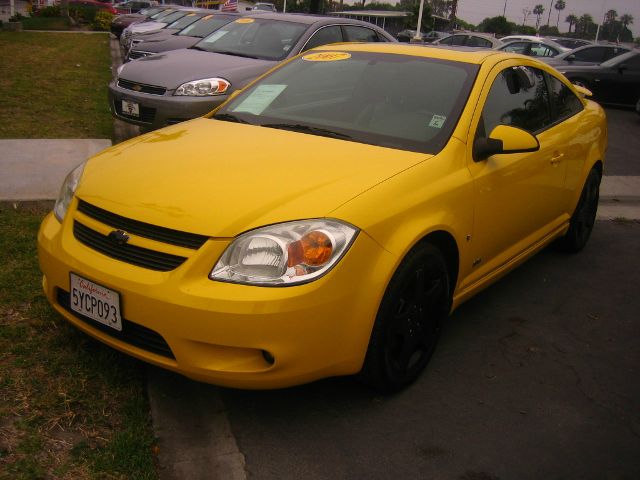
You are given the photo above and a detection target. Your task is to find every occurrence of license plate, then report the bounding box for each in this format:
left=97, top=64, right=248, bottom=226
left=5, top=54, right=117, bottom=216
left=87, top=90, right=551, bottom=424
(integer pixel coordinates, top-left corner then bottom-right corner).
left=122, top=99, right=139, bottom=117
left=70, top=273, right=123, bottom=331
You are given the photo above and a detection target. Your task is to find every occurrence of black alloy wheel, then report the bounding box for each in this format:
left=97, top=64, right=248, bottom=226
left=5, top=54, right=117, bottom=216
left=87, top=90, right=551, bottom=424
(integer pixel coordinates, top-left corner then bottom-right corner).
left=556, top=167, right=601, bottom=252
left=361, top=243, right=450, bottom=392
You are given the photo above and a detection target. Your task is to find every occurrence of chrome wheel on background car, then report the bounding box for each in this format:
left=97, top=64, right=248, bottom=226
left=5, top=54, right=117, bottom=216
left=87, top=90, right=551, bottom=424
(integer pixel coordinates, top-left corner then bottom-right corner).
left=556, top=167, right=601, bottom=252
left=361, top=243, right=450, bottom=392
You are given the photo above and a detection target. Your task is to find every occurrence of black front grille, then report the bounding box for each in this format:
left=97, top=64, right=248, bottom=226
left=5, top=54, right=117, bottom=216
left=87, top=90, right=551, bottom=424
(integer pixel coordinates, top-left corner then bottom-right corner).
left=117, top=78, right=167, bottom=96
left=74, top=221, right=187, bottom=271
left=57, top=289, right=175, bottom=359
left=128, top=50, right=151, bottom=60
left=114, top=100, right=156, bottom=123
left=77, top=200, right=208, bottom=249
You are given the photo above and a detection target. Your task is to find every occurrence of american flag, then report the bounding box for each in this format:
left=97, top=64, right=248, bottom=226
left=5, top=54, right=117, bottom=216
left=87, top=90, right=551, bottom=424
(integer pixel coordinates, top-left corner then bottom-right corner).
left=220, top=0, right=238, bottom=11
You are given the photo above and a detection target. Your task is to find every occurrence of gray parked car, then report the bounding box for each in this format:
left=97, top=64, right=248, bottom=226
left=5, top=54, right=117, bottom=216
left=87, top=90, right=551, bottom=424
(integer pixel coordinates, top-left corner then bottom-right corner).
left=109, top=13, right=396, bottom=130
left=542, top=44, right=631, bottom=67
left=432, top=32, right=502, bottom=49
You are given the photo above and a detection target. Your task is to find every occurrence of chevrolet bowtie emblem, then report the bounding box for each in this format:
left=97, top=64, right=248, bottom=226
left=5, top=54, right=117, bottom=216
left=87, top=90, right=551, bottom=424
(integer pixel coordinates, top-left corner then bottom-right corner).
left=108, top=229, right=130, bottom=245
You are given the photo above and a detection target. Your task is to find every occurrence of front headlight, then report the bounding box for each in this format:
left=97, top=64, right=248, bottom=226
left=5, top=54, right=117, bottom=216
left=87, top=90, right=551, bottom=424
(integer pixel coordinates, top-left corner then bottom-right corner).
left=54, top=163, right=85, bottom=222
left=175, top=78, right=230, bottom=96
left=210, top=219, right=359, bottom=286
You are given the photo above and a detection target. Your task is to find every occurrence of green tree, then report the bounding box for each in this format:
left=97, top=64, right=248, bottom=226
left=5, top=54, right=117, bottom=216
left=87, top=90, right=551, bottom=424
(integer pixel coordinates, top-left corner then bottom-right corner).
left=533, top=4, right=545, bottom=30
left=578, top=13, right=594, bottom=35
left=554, top=0, right=565, bottom=28
left=620, top=13, right=633, bottom=29
left=565, top=13, right=578, bottom=32
left=604, top=9, right=617, bottom=24
left=478, top=15, right=513, bottom=35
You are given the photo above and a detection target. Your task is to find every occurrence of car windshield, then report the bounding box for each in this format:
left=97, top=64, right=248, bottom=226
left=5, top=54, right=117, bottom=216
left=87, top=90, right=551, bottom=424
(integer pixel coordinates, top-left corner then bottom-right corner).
left=213, top=51, right=478, bottom=154
left=140, top=7, right=162, bottom=16
left=150, top=9, right=175, bottom=20
left=167, top=13, right=203, bottom=30
left=178, top=14, right=235, bottom=37
left=194, top=18, right=307, bottom=61
left=158, top=11, right=188, bottom=24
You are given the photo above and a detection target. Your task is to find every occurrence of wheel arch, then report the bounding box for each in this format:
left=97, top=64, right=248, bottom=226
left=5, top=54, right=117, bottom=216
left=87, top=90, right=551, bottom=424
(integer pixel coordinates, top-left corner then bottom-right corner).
left=414, top=230, right=460, bottom=304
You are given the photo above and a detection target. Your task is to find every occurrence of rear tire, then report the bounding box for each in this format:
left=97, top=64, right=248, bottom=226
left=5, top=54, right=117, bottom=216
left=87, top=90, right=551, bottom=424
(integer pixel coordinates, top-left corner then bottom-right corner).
left=556, top=167, right=601, bottom=253
left=360, top=243, right=450, bottom=392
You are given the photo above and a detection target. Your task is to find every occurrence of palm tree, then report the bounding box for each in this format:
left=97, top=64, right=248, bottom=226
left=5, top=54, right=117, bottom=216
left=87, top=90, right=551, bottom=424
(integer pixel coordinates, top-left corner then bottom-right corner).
left=533, top=4, right=545, bottom=30
left=620, top=13, right=633, bottom=29
left=565, top=13, right=578, bottom=32
left=554, top=0, right=565, bottom=28
left=604, top=9, right=617, bottom=24
left=578, top=13, right=593, bottom=34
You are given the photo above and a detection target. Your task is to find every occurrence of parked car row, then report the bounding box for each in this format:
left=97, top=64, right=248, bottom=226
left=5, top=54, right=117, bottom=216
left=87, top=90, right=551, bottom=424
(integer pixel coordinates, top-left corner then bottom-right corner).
left=110, top=12, right=395, bottom=130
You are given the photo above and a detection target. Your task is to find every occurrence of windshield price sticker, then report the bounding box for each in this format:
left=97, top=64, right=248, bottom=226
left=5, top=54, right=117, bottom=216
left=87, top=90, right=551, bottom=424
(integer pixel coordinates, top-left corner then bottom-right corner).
left=70, top=273, right=123, bottom=332
left=232, top=84, right=287, bottom=115
left=302, top=52, right=351, bottom=62
left=235, top=18, right=255, bottom=24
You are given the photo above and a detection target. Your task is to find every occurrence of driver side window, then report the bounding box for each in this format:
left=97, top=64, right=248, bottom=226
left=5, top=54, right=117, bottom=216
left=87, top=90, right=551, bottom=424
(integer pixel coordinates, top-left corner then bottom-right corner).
left=479, top=66, right=551, bottom=137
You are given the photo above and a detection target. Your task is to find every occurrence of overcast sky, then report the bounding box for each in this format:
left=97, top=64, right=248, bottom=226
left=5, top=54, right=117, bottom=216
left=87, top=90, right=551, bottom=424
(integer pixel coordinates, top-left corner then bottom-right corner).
left=456, top=0, right=638, bottom=36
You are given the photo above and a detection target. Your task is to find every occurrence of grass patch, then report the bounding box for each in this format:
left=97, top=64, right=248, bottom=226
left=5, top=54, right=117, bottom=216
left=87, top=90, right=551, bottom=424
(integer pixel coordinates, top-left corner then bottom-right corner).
left=0, top=203, right=157, bottom=479
left=21, top=16, right=73, bottom=31
left=0, top=32, right=112, bottom=139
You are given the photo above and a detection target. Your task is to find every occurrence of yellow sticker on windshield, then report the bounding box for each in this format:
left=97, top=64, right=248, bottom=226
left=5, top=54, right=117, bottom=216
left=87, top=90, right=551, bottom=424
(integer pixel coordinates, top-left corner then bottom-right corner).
left=302, top=52, right=351, bottom=62
left=201, top=15, right=213, bottom=20
left=235, top=18, right=255, bottom=24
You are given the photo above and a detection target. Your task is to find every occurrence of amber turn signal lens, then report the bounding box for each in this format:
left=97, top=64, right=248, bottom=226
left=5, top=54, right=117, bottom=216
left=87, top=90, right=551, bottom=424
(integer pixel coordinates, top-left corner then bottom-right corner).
left=287, top=231, right=333, bottom=267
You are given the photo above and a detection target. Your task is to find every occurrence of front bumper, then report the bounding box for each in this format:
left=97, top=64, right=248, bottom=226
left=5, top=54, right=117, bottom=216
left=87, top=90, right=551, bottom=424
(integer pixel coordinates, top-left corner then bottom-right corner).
left=37, top=204, right=395, bottom=389
left=108, top=80, right=227, bottom=130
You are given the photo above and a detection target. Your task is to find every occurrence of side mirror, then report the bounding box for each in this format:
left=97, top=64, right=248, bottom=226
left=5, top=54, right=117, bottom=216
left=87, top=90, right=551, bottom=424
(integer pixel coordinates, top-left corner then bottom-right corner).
left=473, top=125, right=540, bottom=162
left=566, top=54, right=576, bottom=62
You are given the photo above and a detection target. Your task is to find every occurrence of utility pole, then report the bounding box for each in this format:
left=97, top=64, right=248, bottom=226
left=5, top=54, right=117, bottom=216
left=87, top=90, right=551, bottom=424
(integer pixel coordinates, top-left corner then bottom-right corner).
left=413, top=0, right=426, bottom=41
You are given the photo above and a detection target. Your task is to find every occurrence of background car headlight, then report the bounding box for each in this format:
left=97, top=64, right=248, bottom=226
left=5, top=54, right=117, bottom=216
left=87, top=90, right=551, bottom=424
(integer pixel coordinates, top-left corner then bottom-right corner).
left=175, top=78, right=230, bottom=96
left=210, top=219, right=359, bottom=286
left=53, top=163, right=85, bottom=222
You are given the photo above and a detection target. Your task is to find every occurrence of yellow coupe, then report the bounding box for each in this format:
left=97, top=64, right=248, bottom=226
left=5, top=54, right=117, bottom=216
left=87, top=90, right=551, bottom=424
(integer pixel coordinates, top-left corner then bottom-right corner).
left=38, top=44, right=607, bottom=391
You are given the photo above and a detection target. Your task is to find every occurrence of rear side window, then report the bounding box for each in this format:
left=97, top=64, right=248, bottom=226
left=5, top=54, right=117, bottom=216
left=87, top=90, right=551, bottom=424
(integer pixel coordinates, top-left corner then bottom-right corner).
left=572, top=47, right=606, bottom=62
left=342, top=26, right=381, bottom=43
left=303, top=25, right=343, bottom=52
left=466, top=36, right=492, bottom=48
left=502, top=42, right=528, bottom=54
left=530, top=43, right=557, bottom=57
left=547, top=74, right=583, bottom=121
left=481, top=66, right=551, bottom=135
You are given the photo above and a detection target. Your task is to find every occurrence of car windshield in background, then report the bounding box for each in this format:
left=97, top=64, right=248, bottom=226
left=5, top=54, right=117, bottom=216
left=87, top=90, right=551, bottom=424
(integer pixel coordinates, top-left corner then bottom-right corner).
left=150, top=9, right=176, bottom=20
left=194, top=18, right=308, bottom=61
left=166, top=13, right=204, bottom=30
left=214, top=51, right=478, bottom=154
left=179, top=14, right=235, bottom=37
left=158, top=10, right=190, bottom=24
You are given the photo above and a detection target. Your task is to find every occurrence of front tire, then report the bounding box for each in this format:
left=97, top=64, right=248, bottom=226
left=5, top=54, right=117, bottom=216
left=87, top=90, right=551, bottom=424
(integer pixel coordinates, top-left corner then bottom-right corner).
left=556, top=167, right=601, bottom=253
left=360, top=243, right=450, bottom=392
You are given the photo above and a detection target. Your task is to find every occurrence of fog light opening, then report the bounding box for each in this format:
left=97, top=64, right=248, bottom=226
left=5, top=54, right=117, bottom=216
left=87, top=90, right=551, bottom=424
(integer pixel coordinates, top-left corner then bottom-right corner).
left=262, top=350, right=275, bottom=365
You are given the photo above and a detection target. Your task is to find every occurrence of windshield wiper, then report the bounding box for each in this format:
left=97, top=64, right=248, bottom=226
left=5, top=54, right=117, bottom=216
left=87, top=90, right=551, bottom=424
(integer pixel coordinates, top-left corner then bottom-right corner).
left=214, top=113, right=250, bottom=124
left=212, top=50, right=260, bottom=59
left=189, top=45, right=207, bottom=51
left=262, top=123, right=352, bottom=140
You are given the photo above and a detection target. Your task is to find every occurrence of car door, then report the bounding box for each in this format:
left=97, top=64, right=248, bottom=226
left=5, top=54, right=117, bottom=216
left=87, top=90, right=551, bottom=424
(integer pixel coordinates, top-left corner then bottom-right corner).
left=595, top=53, right=640, bottom=105
left=462, top=62, right=568, bottom=288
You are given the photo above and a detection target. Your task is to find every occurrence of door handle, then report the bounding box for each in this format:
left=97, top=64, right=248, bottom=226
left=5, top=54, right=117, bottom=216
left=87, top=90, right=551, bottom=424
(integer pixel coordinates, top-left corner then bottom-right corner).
left=550, top=153, right=564, bottom=165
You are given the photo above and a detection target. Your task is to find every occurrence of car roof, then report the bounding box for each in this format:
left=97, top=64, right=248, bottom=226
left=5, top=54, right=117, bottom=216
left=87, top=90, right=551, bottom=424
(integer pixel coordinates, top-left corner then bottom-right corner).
left=311, top=42, right=505, bottom=65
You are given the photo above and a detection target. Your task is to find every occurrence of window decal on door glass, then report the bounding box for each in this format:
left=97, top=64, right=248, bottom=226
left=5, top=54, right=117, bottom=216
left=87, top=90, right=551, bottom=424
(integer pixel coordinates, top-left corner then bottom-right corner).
left=232, top=84, right=287, bottom=115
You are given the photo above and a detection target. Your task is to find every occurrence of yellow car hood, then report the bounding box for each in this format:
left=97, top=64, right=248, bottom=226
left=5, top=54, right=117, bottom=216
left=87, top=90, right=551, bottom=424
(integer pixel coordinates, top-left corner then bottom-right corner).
left=78, top=118, right=430, bottom=237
